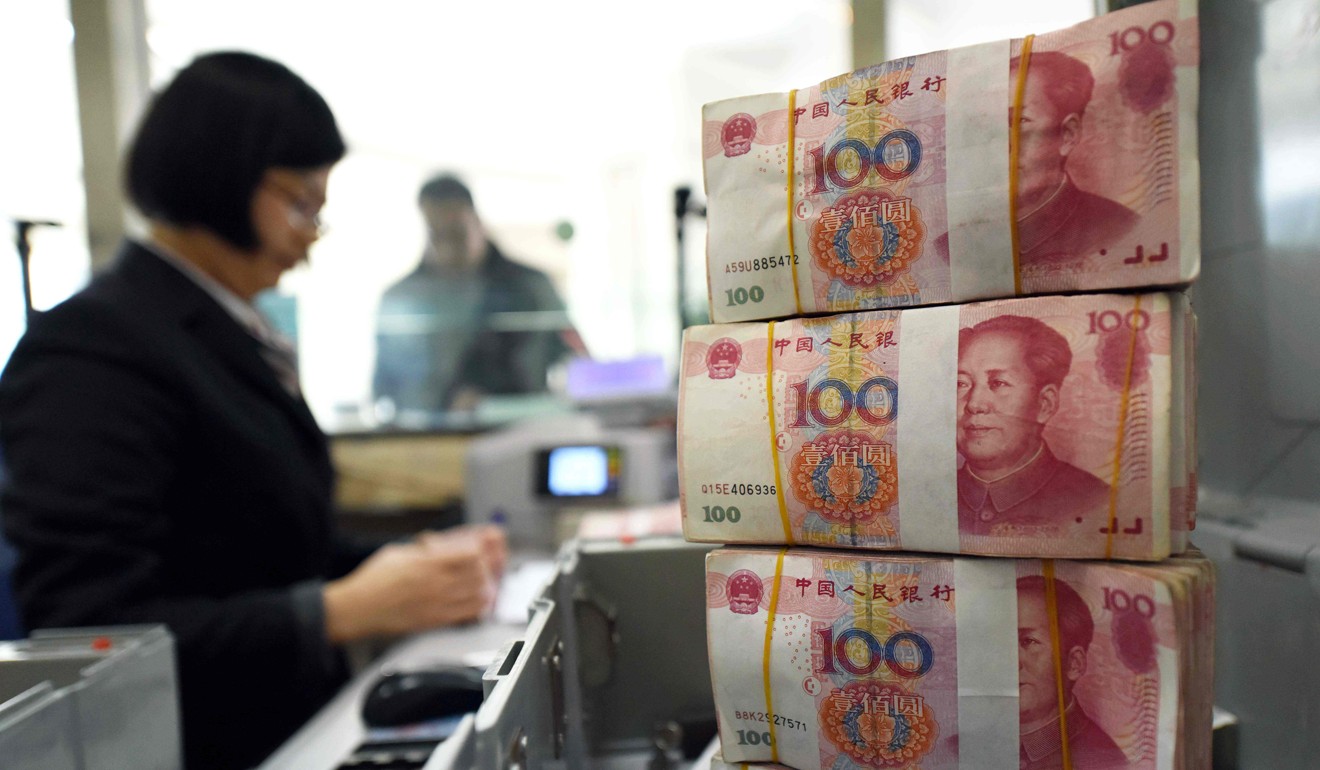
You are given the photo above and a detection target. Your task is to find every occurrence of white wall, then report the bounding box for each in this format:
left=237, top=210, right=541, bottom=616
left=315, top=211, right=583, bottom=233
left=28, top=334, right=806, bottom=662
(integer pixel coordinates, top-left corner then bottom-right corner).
left=142, top=0, right=852, bottom=423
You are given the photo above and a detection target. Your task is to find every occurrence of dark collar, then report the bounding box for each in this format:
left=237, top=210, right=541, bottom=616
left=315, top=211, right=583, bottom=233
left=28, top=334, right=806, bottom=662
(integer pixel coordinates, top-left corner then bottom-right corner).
left=114, top=241, right=323, bottom=441
left=958, top=442, right=1062, bottom=514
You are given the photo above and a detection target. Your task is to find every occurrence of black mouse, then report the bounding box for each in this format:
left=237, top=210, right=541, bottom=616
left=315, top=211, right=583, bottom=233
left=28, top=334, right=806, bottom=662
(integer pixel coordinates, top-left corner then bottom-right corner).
left=360, top=665, right=486, bottom=727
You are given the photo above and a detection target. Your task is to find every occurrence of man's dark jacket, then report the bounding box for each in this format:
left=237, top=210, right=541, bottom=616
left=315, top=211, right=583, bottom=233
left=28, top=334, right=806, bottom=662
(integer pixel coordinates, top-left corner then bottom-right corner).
left=373, top=243, right=574, bottom=412
left=0, top=241, right=375, bottom=770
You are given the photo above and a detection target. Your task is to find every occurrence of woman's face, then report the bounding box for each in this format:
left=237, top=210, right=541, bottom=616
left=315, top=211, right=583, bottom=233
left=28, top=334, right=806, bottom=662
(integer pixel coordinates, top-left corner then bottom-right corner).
left=248, top=165, right=332, bottom=292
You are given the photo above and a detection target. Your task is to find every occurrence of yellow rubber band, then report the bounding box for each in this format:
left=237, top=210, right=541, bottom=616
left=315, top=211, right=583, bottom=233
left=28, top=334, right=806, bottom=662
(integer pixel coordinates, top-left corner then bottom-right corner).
left=786, top=89, right=803, bottom=316
left=766, top=322, right=794, bottom=544
left=1043, top=560, right=1074, bottom=770
left=1008, top=34, right=1036, bottom=296
left=1105, top=295, right=1143, bottom=560
left=762, top=548, right=788, bottom=762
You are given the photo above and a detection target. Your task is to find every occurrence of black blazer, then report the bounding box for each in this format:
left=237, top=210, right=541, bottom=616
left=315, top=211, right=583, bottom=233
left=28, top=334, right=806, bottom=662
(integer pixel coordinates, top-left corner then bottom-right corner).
left=0, top=241, right=376, bottom=770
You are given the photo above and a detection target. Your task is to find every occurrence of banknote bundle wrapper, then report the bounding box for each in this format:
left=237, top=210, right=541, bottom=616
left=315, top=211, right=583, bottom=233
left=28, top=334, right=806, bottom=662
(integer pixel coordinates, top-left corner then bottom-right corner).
left=709, top=750, right=790, bottom=770
left=679, top=292, right=1195, bottom=561
left=702, top=0, right=1199, bottom=323
left=709, top=750, right=791, bottom=770
left=706, top=547, right=1214, bottom=770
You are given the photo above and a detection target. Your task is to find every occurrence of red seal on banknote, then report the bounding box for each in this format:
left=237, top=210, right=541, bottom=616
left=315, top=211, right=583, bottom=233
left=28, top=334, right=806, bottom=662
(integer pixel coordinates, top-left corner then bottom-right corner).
left=726, top=569, right=764, bottom=615
left=720, top=113, right=757, bottom=157
left=790, top=431, right=897, bottom=524
left=1120, top=39, right=1176, bottom=114
left=706, top=337, right=743, bottom=380
left=809, top=192, right=925, bottom=288
left=820, top=681, right=938, bottom=766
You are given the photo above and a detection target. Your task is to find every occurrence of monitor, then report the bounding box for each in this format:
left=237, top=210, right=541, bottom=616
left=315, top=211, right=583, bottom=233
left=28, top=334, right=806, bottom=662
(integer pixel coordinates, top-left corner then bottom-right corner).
left=535, top=445, right=621, bottom=500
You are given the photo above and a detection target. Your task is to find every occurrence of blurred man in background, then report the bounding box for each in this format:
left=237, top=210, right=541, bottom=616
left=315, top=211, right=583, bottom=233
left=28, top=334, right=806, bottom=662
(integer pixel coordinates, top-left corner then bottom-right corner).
left=373, top=174, right=584, bottom=416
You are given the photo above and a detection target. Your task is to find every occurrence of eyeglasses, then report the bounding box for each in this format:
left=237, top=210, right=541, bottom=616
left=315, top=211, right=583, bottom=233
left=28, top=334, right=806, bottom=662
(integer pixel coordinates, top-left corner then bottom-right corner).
left=263, top=176, right=328, bottom=237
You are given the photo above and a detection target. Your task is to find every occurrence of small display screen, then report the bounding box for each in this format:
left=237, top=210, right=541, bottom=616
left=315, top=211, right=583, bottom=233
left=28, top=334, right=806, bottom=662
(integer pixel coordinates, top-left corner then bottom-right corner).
left=537, top=445, right=621, bottom=499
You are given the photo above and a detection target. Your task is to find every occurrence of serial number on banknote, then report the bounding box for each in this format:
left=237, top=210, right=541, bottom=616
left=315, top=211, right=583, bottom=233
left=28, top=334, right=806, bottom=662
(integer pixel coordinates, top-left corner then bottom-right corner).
left=700, top=483, right=777, bottom=496
left=733, top=710, right=807, bottom=732
left=725, top=255, right=800, bottom=273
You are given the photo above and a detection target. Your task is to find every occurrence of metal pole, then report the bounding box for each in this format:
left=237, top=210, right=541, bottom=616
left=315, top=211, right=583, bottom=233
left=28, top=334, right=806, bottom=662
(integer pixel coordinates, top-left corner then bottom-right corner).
left=13, top=220, right=61, bottom=323
left=673, top=186, right=706, bottom=340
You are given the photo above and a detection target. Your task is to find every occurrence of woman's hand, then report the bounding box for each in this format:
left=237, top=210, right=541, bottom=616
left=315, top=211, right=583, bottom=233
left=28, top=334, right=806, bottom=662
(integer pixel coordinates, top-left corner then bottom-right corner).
left=322, top=525, right=507, bottom=643
left=416, top=524, right=508, bottom=580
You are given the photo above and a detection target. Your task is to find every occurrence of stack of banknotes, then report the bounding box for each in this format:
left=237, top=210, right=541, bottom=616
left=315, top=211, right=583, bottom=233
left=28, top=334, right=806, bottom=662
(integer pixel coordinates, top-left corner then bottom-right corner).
left=678, top=292, right=1196, bottom=561
left=685, top=0, right=1203, bottom=560
left=681, top=0, right=1212, bottom=768
left=704, top=547, right=1214, bottom=770
left=701, top=0, right=1199, bottom=323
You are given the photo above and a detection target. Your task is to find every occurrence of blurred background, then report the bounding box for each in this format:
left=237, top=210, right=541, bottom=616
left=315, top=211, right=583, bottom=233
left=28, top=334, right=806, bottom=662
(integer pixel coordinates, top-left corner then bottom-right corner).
left=0, top=0, right=1093, bottom=430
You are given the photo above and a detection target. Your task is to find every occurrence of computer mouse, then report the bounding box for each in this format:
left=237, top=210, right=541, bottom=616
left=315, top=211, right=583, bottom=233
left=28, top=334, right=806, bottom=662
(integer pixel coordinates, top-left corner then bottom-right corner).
left=360, top=664, right=486, bottom=728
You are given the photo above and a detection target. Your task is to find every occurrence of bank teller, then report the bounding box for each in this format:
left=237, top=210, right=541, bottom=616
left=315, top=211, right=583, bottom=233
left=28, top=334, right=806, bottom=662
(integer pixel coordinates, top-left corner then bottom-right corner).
left=0, top=52, right=505, bottom=770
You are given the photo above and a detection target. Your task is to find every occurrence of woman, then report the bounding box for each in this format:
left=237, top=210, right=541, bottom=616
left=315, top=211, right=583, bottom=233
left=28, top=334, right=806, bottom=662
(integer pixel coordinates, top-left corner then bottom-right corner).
left=0, top=52, right=504, bottom=770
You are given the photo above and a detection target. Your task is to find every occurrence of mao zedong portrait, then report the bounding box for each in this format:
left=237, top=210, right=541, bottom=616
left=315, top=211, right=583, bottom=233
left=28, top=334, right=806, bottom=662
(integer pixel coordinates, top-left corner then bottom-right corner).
left=956, top=315, right=1109, bottom=534
left=1017, top=575, right=1128, bottom=770
left=1014, top=51, right=1140, bottom=266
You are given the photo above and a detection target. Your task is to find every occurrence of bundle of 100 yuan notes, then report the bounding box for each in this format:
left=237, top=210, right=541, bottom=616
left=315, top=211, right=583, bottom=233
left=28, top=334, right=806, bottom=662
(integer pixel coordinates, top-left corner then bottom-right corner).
left=706, top=547, right=1214, bottom=770
left=679, top=292, right=1195, bottom=561
left=703, top=0, right=1199, bottom=323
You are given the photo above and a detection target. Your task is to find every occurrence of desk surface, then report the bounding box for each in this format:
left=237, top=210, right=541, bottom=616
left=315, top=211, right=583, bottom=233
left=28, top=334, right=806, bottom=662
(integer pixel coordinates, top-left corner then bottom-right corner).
left=257, top=620, right=525, bottom=770
left=257, top=555, right=557, bottom=770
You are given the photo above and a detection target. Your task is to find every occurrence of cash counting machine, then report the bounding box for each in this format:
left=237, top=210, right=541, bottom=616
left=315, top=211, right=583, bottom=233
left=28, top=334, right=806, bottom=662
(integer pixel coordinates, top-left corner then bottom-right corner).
left=465, top=414, right=677, bottom=547
left=465, top=357, right=680, bottom=548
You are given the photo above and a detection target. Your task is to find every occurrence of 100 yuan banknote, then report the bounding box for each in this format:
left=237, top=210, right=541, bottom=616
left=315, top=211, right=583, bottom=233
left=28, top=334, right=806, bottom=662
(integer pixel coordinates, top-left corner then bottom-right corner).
left=703, top=0, right=1199, bottom=323
left=706, top=548, right=1211, bottom=770
left=679, top=293, right=1194, bottom=560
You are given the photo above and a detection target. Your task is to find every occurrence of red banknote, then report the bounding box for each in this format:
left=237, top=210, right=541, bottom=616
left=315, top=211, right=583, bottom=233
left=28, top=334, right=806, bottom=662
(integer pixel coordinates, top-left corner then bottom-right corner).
left=706, top=547, right=1214, bottom=770
left=679, top=292, right=1195, bottom=560
left=703, top=0, right=1199, bottom=323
